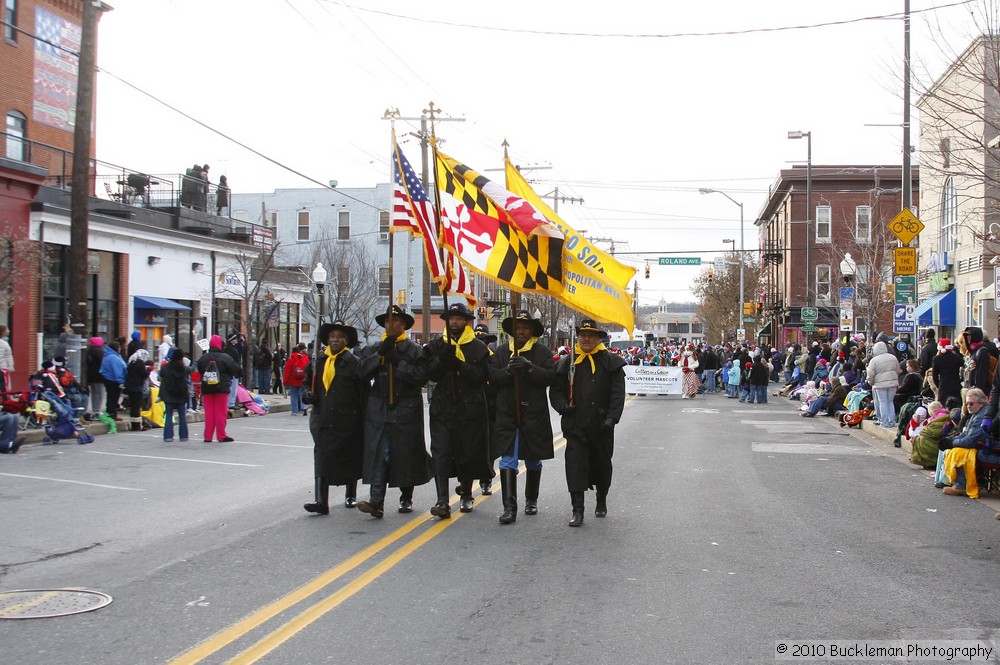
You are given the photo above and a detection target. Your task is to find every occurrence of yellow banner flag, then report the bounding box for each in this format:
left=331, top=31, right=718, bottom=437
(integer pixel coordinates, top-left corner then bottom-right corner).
left=505, top=158, right=635, bottom=330
left=505, top=159, right=636, bottom=288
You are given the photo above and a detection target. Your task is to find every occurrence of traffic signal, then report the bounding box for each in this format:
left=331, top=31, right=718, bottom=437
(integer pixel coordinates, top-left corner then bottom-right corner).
left=477, top=306, right=487, bottom=318
left=743, top=302, right=753, bottom=315
left=707, top=268, right=713, bottom=283
left=756, top=302, right=763, bottom=315
left=645, top=264, right=650, bottom=279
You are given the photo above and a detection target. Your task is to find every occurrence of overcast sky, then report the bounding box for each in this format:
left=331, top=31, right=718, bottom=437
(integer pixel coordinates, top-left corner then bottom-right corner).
left=93, top=0, right=982, bottom=305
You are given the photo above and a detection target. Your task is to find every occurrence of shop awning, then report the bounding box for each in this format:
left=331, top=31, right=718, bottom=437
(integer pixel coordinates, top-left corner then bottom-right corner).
left=134, top=296, right=191, bottom=311
left=913, top=289, right=955, bottom=327
left=974, top=285, right=995, bottom=302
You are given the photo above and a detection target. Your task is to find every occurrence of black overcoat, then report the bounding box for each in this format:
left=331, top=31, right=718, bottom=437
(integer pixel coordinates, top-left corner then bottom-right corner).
left=550, top=349, right=626, bottom=491
left=357, top=339, right=433, bottom=488
left=489, top=341, right=555, bottom=461
left=303, top=351, right=365, bottom=485
left=425, top=336, right=492, bottom=480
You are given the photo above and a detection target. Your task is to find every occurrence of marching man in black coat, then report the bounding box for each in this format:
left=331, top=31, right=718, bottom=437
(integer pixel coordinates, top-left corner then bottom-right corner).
left=490, top=310, right=556, bottom=525
left=424, top=303, right=492, bottom=518
left=550, top=319, right=626, bottom=526
left=302, top=321, right=365, bottom=515
left=356, top=306, right=433, bottom=518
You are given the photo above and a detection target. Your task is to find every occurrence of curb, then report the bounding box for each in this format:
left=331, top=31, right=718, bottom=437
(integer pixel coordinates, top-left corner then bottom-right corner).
left=17, top=398, right=294, bottom=449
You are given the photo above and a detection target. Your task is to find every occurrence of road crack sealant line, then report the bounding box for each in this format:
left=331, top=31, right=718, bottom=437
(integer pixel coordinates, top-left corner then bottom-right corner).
left=169, top=432, right=571, bottom=665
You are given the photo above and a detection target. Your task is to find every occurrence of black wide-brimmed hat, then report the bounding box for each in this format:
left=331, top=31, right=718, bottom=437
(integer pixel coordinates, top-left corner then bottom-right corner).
left=576, top=319, right=608, bottom=337
left=473, top=323, right=497, bottom=344
left=375, top=304, right=415, bottom=330
left=440, top=302, right=476, bottom=321
left=317, top=320, right=359, bottom=348
left=501, top=309, right=544, bottom=337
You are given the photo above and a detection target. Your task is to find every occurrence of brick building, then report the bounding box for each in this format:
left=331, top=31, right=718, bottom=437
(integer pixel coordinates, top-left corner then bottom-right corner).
left=755, top=165, right=918, bottom=348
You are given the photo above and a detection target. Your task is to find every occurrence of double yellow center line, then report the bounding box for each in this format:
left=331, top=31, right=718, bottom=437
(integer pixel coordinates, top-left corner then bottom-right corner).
left=169, top=433, right=566, bottom=665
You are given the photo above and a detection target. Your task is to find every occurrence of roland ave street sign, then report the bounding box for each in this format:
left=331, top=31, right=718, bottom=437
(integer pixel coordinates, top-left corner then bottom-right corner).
left=658, top=257, right=702, bottom=266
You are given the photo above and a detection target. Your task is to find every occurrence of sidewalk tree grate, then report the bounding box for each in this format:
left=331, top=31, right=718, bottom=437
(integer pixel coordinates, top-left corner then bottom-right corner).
left=0, top=588, right=113, bottom=619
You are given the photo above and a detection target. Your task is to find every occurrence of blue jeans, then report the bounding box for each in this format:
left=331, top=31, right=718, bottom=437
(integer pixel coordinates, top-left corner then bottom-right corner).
left=289, top=385, right=304, bottom=413
left=499, top=429, right=542, bottom=471
left=873, top=387, right=896, bottom=427
left=0, top=412, right=18, bottom=451
left=228, top=379, right=239, bottom=408
left=163, top=402, right=188, bottom=441
left=255, top=368, right=271, bottom=393
left=807, top=395, right=827, bottom=415
left=702, top=371, right=717, bottom=393
left=740, top=386, right=752, bottom=403
left=753, top=385, right=767, bottom=404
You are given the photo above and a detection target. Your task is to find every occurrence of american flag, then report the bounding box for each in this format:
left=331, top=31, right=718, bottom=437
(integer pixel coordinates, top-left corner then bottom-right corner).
left=391, top=136, right=474, bottom=305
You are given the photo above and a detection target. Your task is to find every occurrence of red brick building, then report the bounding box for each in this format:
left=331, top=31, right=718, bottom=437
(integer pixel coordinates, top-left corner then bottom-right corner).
left=755, top=165, right=918, bottom=347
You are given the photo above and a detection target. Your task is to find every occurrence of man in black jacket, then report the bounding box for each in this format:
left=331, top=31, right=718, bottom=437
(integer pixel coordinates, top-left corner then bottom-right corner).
left=918, top=328, right=937, bottom=377
left=489, top=310, right=555, bottom=525
left=423, top=303, right=492, bottom=518
left=550, top=319, right=626, bottom=526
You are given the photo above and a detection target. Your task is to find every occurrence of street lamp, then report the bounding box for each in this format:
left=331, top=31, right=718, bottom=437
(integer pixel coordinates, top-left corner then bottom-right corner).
left=700, top=188, right=744, bottom=333
left=311, top=262, right=327, bottom=384
left=787, top=130, right=812, bottom=307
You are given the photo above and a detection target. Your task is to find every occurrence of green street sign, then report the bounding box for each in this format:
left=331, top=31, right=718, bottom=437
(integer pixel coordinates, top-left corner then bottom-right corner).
left=743, top=317, right=756, bottom=323
left=894, top=275, right=916, bottom=305
left=658, top=257, right=702, bottom=266
left=802, top=324, right=818, bottom=332
left=801, top=307, right=819, bottom=321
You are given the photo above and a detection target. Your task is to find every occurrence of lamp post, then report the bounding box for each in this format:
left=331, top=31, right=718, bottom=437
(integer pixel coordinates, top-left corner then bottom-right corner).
left=722, top=238, right=737, bottom=332
left=787, top=130, right=812, bottom=307
left=311, top=262, right=327, bottom=385
left=700, top=189, right=744, bottom=334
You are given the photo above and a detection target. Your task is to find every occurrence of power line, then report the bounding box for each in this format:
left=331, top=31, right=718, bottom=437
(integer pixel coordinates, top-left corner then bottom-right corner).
left=317, top=0, right=972, bottom=39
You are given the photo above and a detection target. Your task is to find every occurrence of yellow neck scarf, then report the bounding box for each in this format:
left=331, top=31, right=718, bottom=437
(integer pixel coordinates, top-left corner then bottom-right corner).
left=446, top=326, right=476, bottom=361
left=323, top=345, right=348, bottom=390
left=509, top=336, right=538, bottom=356
left=574, top=342, right=607, bottom=372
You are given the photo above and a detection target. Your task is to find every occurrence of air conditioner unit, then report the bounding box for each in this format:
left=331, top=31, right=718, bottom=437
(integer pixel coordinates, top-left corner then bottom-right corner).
left=379, top=232, right=390, bottom=241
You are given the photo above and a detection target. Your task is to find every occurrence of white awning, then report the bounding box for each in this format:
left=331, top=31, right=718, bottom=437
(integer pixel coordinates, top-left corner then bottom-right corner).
left=973, top=285, right=995, bottom=302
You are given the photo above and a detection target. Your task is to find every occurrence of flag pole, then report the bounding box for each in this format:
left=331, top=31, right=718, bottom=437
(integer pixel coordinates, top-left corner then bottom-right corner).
left=386, top=124, right=402, bottom=406
left=568, top=317, right=576, bottom=407
left=428, top=118, right=458, bottom=400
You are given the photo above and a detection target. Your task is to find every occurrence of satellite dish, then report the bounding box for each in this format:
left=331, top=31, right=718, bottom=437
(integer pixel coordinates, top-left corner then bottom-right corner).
left=328, top=180, right=338, bottom=188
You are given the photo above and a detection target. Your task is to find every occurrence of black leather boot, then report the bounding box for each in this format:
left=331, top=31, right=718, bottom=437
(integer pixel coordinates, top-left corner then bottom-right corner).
left=429, top=474, right=452, bottom=519
left=523, top=468, right=541, bottom=515
left=459, top=478, right=474, bottom=513
left=344, top=480, right=358, bottom=508
left=568, top=491, right=585, bottom=527
left=304, top=477, right=329, bottom=515
left=398, top=486, right=414, bottom=513
left=595, top=490, right=608, bottom=518
left=498, top=468, right=518, bottom=525
left=357, top=483, right=386, bottom=519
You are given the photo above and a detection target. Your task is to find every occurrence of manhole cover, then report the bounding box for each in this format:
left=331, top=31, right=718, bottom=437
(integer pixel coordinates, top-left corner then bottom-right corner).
left=0, top=589, right=113, bottom=619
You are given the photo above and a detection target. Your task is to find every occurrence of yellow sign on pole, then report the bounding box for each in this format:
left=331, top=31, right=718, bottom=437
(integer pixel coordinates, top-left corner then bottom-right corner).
left=887, top=209, right=924, bottom=246
left=894, top=247, right=917, bottom=275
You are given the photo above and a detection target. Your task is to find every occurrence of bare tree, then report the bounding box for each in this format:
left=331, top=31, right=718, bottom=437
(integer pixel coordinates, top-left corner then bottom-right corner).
left=693, top=252, right=760, bottom=344
left=214, top=241, right=282, bottom=379
left=308, top=240, right=381, bottom=342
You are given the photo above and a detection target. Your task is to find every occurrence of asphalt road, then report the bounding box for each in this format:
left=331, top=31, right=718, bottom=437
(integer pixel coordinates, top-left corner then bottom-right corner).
left=2, top=391, right=999, bottom=664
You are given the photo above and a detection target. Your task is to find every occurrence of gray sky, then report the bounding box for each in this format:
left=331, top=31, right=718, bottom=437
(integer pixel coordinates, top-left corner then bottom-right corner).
left=94, top=0, right=980, bottom=305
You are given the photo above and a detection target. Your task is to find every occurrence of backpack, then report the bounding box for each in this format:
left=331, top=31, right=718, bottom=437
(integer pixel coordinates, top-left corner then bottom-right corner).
left=202, top=360, right=220, bottom=385
left=292, top=364, right=306, bottom=380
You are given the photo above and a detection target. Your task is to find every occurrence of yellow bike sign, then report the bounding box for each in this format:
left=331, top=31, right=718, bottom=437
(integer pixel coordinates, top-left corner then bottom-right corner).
left=887, top=209, right=924, bottom=246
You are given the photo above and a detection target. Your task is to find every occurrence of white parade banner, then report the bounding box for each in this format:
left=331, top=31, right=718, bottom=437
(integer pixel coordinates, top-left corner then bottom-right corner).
left=623, top=365, right=683, bottom=395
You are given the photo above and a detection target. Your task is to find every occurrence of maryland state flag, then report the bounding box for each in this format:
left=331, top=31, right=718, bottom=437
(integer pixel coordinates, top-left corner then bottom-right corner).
left=505, top=158, right=635, bottom=330
left=435, top=150, right=563, bottom=295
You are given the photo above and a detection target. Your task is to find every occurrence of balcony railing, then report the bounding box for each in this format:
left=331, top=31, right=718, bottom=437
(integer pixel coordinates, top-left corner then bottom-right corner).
left=2, top=132, right=272, bottom=248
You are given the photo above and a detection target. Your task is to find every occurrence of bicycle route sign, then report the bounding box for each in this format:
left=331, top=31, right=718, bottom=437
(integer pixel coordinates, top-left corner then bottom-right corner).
left=887, top=209, right=924, bottom=246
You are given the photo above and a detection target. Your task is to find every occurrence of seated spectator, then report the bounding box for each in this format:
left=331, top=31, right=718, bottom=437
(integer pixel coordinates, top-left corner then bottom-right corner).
left=802, top=376, right=850, bottom=418
left=894, top=359, right=923, bottom=411
left=940, top=388, right=989, bottom=498
left=911, top=403, right=950, bottom=470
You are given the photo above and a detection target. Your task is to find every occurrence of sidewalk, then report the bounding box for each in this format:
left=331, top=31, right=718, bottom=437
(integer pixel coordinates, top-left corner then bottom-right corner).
left=16, top=391, right=295, bottom=448
left=776, top=388, right=1000, bottom=516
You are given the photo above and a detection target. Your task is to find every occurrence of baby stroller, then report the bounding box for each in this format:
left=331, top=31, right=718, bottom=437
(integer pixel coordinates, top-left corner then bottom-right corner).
left=40, top=390, right=94, bottom=445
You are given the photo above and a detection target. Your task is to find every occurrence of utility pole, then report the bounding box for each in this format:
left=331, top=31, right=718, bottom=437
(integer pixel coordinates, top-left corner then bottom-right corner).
left=902, top=0, right=912, bottom=212
left=383, top=103, right=463, bottom=342
left=540, top=186, right=584, bottom=344
left=67, top=1, right=109, bottom=337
